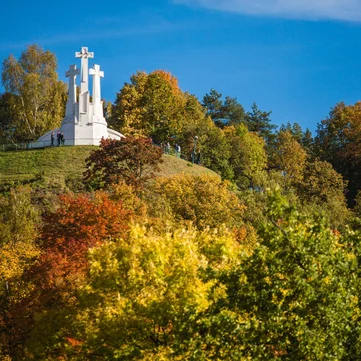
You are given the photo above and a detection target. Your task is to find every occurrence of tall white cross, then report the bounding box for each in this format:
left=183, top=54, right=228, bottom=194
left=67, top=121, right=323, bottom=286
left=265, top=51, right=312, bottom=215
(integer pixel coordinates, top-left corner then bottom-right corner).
left=75, top=47, right=94, bottom=94
left=65, top=64, right=80, bottom=117
left=89, top=64, right=104, bottom=117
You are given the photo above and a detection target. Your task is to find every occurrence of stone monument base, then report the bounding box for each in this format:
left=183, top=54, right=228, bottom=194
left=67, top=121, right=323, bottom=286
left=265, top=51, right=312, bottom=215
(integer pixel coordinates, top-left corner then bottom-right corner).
left=36, top=124, right=124, bottom=147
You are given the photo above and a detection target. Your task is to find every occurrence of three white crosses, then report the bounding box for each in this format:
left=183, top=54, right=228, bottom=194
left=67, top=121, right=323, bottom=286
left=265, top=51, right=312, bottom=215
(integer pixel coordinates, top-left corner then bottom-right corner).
left=65, top=47, right=104, bottom=121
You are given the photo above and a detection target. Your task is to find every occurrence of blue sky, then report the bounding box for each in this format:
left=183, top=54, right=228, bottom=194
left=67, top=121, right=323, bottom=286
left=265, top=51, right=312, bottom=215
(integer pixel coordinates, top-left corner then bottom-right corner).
left=2, top=0, right=361, bottom=134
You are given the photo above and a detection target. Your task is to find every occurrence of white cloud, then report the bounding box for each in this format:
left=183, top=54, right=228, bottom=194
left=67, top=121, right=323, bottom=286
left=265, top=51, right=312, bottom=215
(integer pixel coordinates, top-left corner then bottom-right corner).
left=174, top=0, right=361, bottom=22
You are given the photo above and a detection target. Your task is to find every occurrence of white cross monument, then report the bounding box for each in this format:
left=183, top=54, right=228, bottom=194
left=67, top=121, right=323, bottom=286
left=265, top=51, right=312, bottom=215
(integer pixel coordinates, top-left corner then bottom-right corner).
left=89, top=64, right=104, bottom=121
left=37, top=46, right=123, bottom=146
left=76, top=47, right=93, bottom=115
left=64, top=64, right=80, bottom=120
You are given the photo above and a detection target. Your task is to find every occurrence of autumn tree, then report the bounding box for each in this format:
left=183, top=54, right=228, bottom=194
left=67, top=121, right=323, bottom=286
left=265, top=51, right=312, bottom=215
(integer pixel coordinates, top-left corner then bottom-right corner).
left=246, top=128, right=348, bottom=229
left=37, top=191, right=132, bottom=291
left=172, top=95, right=234, bottom=179
left=151, top=174, right=245, bottom=229
left=1, top=45, right=67, bottom=142
left=197, top=120, right=234, bottom=179
left=109, top=70, right=240, bottom=179
left=84, top=136, right=163, bottom=191
left=269, top=130, right=308, bottom=187
left=46, top=192, right=356, bottom=361
left=5, top=187, right=359, bottom=359
left=172, top=93, right=209, bottom=154
left=191, top=191, right=356, bottom=360
left=28, top=222, right=245, bottom=360
left=315, top=101, right=361, bottom=205
left=298, top=159, right=349, bottom=228
left=0, top=186, right=40, bottom=359
left=279, top=121, right=302, bottom=142
left=224, top=124, right=267, bottom=189
left=278, top=123, right=314, bottom=156
left=18, top=191, right=133, bottom=359
left=110, top=70, right=186, bottom=142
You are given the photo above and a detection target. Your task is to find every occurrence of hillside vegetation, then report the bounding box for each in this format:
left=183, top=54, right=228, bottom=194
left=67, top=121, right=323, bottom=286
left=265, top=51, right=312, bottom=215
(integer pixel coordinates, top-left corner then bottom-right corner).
left=0, top=146, right=217, bottom=191
left=4, top=45, right=361, bottom=360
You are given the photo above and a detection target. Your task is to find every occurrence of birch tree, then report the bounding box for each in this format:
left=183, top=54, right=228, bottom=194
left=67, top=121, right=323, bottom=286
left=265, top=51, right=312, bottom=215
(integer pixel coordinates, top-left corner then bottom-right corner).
left=1, top=44, right=67, bottom=142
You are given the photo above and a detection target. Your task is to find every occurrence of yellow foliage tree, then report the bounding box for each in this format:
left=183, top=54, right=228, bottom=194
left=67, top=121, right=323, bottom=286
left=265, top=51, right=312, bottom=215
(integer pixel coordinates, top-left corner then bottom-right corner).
left=270, top=130, right=308, bottom=187
left=110, top=70, right=187, bottom=142
left=0, top=186, right=40, bottom=359
left=31, top=224, right=244, bottom=360
left=224, top=124, right=267, bottom=188
left=152, top=174, right=246, bottom=230
left=1, top=45, right=67, bottom=142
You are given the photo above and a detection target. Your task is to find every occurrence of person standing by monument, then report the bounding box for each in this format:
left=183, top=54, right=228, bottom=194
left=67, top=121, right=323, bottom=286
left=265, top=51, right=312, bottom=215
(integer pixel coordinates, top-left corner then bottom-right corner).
left=175, top=144, right=181, bottom=158
left=57, top=131, right=61, bottom=146
left=196, top=150, right=201, bottom=164
left=50, top=132, right=54, bottom=146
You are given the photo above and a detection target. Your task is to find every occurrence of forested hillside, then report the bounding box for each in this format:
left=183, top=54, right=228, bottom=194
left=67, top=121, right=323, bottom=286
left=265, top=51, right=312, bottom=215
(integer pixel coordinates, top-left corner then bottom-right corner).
left=2, top=45, right=361, bottom=360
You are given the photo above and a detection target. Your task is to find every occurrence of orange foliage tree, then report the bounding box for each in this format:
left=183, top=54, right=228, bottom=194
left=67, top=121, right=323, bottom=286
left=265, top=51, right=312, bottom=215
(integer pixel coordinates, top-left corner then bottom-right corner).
left=8, top=191, right=134, bottom=359
left=38, top=191, right=133, bottom=292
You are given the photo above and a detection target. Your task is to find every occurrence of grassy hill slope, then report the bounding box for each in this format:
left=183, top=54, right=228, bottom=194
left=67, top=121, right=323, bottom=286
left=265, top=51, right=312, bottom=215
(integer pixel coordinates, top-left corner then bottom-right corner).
left=0, top=146, right=218, bottom=191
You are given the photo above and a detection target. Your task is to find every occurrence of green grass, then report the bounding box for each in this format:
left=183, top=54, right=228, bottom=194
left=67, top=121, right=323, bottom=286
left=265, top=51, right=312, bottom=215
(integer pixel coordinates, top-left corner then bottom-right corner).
left=0, top=146, right=218, bottom=192
left=157, top=154, right=218, bottom=178
left=0, top=146, right=96, bottom=190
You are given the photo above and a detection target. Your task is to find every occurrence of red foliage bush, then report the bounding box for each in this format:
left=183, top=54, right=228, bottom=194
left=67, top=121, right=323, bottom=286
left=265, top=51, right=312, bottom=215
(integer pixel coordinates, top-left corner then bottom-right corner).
left=38, top=191, right=132, bottom=290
